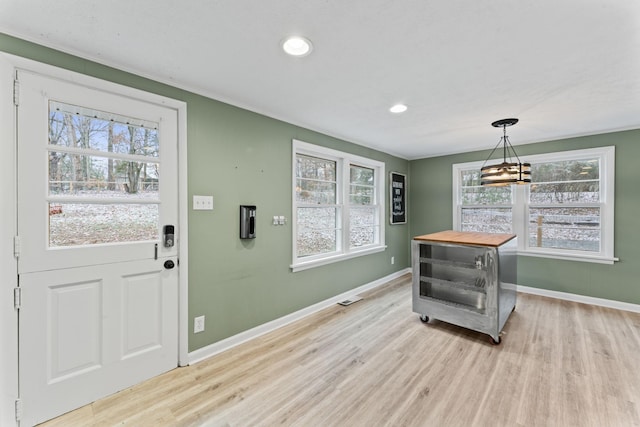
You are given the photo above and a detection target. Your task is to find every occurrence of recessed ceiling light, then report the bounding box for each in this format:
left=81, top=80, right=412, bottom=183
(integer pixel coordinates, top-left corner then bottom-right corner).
left=389, top=104, right=408, bottom=114
left=282, top=36, right=313, bottom=57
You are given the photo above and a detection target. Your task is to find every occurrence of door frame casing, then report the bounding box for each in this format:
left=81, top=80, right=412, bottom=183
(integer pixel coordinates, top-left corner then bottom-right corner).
left=0, top=53, right=189, bottom=426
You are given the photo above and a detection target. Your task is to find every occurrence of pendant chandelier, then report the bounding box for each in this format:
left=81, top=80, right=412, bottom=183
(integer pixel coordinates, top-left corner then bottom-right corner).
left=480, top=118, right=531, bottom=186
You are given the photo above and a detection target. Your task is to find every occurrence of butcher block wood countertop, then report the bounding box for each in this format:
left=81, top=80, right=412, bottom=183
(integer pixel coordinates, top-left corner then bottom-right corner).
left=414, top=230, right=516, bottom=247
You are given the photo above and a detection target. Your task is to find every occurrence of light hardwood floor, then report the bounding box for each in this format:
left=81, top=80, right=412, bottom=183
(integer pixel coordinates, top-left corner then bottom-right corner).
left=41, top=274, right=640, bottom=427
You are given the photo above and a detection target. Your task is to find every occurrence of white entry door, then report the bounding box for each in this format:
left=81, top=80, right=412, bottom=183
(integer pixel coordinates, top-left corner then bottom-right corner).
left=16, top=69, right=180, bottom=426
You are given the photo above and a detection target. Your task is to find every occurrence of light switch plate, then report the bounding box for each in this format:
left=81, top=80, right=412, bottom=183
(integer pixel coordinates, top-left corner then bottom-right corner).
left=193, top=195, right=213, bottom=210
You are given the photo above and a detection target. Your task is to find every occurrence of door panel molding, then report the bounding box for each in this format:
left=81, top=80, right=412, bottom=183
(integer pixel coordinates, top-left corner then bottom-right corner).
left=48, top=279, right=103, bottom=383
left=19, top=260, right=179, bottom=425
left=122, top=272, right=164, bottom=358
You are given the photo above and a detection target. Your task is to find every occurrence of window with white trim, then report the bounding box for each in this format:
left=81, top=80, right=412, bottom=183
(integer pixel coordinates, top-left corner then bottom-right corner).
left=292, top=140, right=385, bottom=271
left=454, top=146, right=616, bottom=264
left=457, top=168, right=513, bottom=234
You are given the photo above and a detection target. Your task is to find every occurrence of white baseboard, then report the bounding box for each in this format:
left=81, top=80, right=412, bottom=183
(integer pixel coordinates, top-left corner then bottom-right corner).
left=188, top=268, right=412, bottom=365
left=517, top=285, right=640, bottom=313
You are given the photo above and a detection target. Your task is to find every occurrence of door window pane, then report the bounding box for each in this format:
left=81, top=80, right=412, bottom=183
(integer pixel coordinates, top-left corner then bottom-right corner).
left=49, top=153, right=159, bottom=197
left=48, top=101, right=161, bottom=247
left=49, top=101, right=159, bottom=156
left=49, top=203, right=159, bottom=247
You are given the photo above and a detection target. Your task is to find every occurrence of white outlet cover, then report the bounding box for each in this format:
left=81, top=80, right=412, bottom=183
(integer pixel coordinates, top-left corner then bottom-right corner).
left=194, top=315, right=205, bottom=333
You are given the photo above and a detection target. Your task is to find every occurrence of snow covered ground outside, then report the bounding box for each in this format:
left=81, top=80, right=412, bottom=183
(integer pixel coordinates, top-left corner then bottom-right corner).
left=48, top=190, right=159, bottom=247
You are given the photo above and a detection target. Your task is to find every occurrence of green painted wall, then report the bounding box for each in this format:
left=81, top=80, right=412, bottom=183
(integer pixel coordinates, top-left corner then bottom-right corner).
left=410, top=129, right=640, bottom=305
left=0, top=34, right=410, bottom=352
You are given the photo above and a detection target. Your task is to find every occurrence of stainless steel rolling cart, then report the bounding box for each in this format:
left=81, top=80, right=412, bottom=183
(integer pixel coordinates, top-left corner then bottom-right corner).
left=412, top=230, right=517, bottom=344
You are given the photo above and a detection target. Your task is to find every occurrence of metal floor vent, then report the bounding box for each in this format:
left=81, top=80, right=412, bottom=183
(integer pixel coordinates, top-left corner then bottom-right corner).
left=337, top=295, right=363, bottom=306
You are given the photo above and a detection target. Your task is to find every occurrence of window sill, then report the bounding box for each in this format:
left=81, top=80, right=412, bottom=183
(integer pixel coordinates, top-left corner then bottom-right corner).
left=291, top=245, right=387, bottom=272
left=519, top=249, right=619, bottom=265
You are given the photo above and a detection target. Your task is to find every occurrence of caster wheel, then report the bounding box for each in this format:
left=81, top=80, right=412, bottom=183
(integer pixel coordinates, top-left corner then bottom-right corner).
left=490, top=336, right=501, bottom=345
left=419, top=315, right=429, bottom=323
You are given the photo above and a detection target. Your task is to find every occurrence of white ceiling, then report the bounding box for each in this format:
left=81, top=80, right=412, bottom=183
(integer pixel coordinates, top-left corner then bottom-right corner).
left=2, top=0, right=640, bottom=159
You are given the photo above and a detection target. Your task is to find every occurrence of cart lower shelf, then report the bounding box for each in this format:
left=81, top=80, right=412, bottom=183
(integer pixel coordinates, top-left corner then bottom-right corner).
left=417, top=305, right=516, bottom=345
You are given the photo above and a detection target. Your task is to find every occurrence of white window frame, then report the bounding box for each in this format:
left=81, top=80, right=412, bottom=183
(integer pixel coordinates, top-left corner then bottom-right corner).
left=453, top=146, right=617, bottom=264
left=291, top=139, right=386, bottom=272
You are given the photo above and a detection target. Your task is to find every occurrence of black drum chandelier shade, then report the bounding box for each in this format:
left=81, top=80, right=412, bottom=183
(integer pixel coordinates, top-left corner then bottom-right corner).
left=480, top=118, right=531, bottom=186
